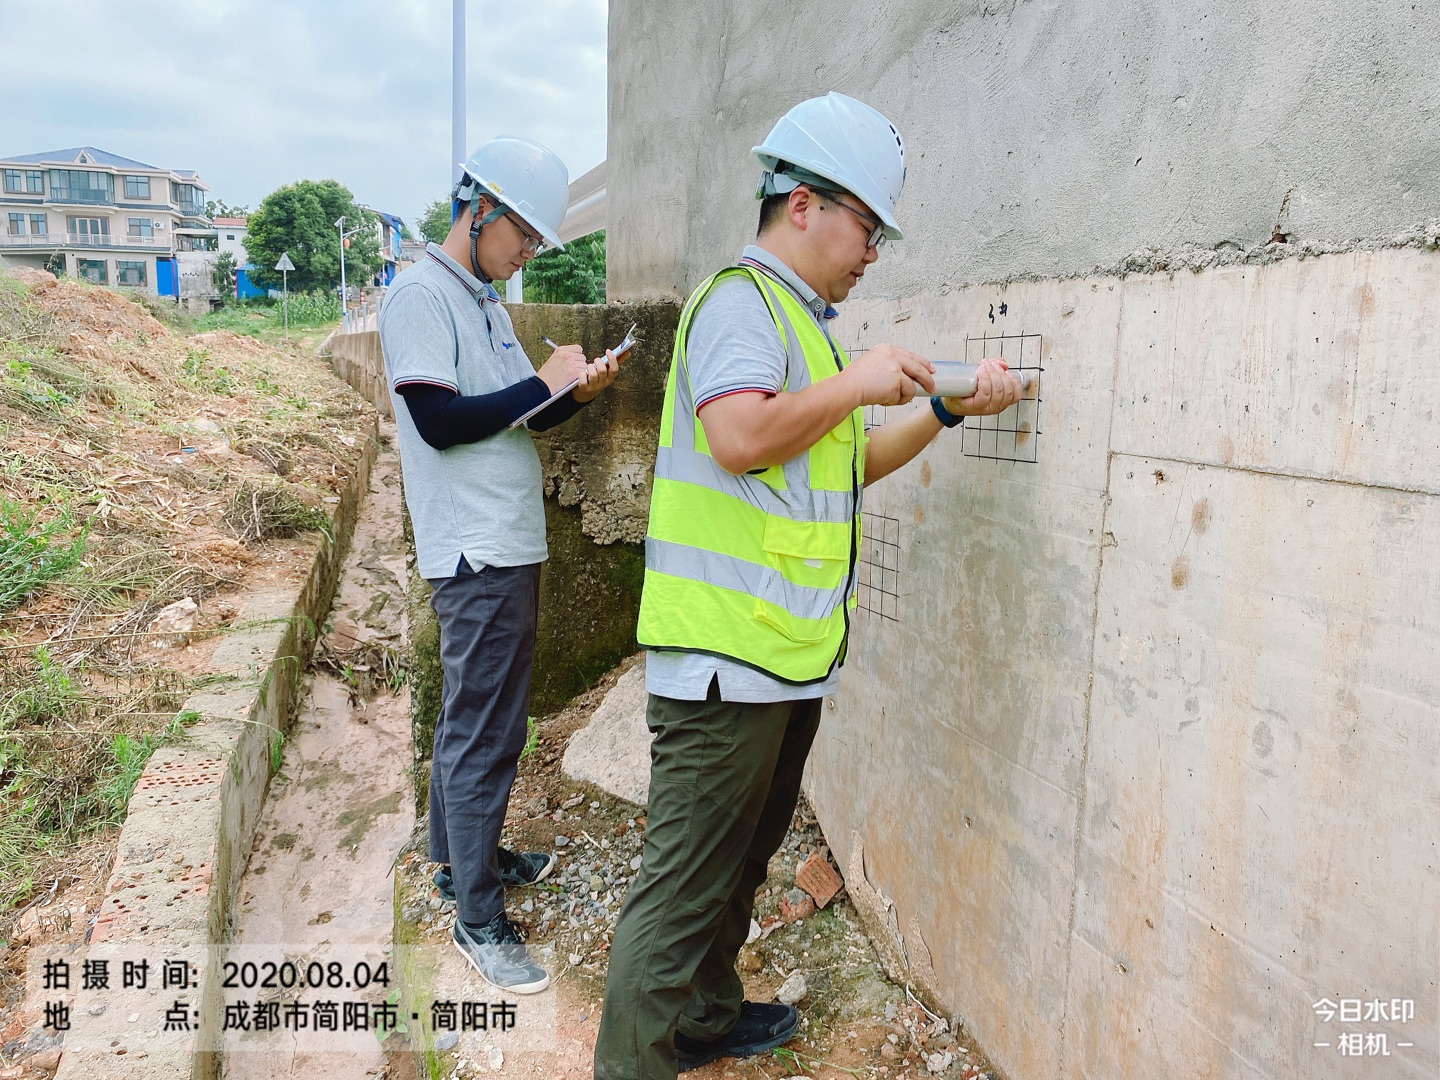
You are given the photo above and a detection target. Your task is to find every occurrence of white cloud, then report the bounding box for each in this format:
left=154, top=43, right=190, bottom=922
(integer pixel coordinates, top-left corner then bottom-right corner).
left=0, top=0, right=608, bottom=227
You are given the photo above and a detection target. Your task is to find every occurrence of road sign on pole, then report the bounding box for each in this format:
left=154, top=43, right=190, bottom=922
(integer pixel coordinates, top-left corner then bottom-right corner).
left=276, top=252, right=295, bottom=339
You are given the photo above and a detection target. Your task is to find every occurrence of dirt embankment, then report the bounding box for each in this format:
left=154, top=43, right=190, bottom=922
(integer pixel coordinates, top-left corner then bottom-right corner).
left=0, top=269, right=374, bottom=1069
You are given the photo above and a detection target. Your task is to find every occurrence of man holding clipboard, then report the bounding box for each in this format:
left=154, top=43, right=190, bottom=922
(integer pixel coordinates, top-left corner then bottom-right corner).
left=379, top=135, right=624, bottom=994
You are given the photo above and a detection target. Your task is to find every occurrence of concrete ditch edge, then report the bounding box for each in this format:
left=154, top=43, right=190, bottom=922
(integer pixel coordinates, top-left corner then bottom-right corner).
left=51, top=418, right=380, bottom=1080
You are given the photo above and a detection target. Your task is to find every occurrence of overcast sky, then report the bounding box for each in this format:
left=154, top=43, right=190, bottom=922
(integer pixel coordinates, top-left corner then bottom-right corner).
left=0, top=0, right=607, bottom=227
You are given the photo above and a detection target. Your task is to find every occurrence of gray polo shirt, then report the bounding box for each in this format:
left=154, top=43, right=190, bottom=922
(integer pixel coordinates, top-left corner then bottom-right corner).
left=645, top=244, right=851, bottom=703
left=379, top=243, right=547, bottom=579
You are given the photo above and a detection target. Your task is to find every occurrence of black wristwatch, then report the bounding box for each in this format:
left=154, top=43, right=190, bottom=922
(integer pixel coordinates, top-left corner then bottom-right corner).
left=931, top=396, right=964, bottom=429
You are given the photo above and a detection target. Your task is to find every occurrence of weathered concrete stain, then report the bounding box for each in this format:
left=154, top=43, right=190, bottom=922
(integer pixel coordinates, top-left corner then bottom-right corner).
left=805, top=252, right=1440, bottom=1080
left=336, top=791, right=404, bottom=853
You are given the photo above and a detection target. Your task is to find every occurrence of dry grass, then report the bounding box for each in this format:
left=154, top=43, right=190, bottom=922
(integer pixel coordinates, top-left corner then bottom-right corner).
left=0, top=268, right=374, bottom=930
left=223, top=478, right=332, bottom=543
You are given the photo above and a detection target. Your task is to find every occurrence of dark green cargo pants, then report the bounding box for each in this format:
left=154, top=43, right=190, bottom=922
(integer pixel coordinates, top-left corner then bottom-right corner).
left=592, top=684, right=823, bottom=1079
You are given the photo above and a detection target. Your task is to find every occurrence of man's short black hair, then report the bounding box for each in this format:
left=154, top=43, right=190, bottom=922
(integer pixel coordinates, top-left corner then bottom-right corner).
left=757, top=193, right=789, bottom=236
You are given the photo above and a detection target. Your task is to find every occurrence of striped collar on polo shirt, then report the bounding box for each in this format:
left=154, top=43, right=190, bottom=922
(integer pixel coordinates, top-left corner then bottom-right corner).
left=425, top=242, right=501, bottom=303
left=738, top=244, right=839, bottom=322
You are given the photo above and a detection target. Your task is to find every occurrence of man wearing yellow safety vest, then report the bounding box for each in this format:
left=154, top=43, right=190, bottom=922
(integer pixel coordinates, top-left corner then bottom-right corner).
left=593, top=93, right=1022, bottom=1077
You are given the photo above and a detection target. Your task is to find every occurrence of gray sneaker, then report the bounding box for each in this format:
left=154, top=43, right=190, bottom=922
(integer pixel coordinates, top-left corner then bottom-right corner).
left=452, top=911, right=550, bottom=994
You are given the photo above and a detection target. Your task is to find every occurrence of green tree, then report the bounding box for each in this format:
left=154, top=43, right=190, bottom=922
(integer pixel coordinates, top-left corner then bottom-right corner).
left=418, top=198, right=453, bottom=245
left=212, top=251, right=237, bottom=296
left=523, top=230, right=605, bottom=305
left=205, top=198, right=250, bottom=219
left=243, top=179, right=381, bottom=293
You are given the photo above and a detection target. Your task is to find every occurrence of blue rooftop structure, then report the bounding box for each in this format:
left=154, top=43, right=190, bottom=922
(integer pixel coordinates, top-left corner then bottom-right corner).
left=3, top=146, right=161, bottom=170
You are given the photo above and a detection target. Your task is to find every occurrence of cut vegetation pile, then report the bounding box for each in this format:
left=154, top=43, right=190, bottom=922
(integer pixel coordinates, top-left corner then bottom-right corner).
left=0, top=268, right=373, bottom=1006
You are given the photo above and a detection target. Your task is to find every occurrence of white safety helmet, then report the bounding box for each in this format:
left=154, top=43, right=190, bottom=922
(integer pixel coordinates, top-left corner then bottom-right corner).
left=753, top=92, right=907, bottom=240
left=455, top=136, right=569, bottom=251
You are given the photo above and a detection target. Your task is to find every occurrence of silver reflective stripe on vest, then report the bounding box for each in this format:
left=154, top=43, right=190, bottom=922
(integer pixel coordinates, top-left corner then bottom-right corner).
left=749, top=273, right=817, bottom=497
left=655, top=445, right=853, bottom=523
left=646, top=537, right=845, bottom=622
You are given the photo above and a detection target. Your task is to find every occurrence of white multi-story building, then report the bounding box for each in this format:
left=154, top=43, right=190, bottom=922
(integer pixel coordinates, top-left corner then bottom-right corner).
left=0, top=145, right=210, bottom=295
left=213, top=216, right=248, bottom=264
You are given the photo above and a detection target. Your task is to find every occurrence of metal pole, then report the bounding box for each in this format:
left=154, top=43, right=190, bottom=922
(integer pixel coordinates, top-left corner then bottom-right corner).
left=338, top=217, right=347, bottom=320
left=282, top=269, right=289, bottom=339
left=453, top=0, right=466, bottom=188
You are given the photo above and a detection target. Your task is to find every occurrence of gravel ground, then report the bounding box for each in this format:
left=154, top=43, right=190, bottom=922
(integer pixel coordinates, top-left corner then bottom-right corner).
left=395, top=658, right=1004, bottom=1080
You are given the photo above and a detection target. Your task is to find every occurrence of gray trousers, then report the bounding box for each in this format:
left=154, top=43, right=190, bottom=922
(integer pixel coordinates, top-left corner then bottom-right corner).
left=427, top=559, right=540, bottom=926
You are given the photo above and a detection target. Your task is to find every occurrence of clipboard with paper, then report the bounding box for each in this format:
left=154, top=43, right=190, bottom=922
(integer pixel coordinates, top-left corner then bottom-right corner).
left=509, top=322, right=638, bottom=429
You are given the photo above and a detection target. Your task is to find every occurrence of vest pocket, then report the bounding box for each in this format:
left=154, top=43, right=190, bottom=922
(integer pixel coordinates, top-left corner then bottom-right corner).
left=754, top=601, right=832, bottom=643
left=756, top=516, right=847, bottom=643
left=760, top=517, right=849, bottom=587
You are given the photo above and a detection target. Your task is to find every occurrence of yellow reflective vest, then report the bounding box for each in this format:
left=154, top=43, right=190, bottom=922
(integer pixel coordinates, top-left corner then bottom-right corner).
left=636, top=264, right=865, bottom=684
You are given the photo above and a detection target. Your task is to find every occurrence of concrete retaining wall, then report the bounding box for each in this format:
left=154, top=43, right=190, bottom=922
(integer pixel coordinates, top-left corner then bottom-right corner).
left=604, top=3, right=1440, bottom=1077
left=798, top=249, right=1439, bottom=1079
left=326, top=330, right=392, bottom=420
left=606, top=0, right=1440, bottom=303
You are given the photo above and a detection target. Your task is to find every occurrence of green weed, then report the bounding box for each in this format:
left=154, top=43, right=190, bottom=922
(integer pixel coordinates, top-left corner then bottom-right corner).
left=95, top=732, right=159, bottom=825
left=0, top=646, right=79, bottom=729
left=0, top=499, right=86, bottom=615
left=181, top=347, right=235, bottom=394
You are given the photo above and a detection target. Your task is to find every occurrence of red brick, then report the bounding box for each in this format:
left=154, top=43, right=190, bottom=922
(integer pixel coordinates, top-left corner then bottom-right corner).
left=795, top=853, right=843, bottom=908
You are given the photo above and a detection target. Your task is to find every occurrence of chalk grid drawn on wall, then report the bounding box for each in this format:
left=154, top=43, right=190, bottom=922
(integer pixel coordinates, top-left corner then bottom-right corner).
left=961, top=332, right=1043, bottom=464
left=858, top=511, right=901, bottom=621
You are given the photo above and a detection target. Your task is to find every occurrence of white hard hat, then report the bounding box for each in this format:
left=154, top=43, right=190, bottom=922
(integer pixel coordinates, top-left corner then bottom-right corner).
left=456, top=136, right=570, bottom=250
left=753, top=92, right=907, bottom=240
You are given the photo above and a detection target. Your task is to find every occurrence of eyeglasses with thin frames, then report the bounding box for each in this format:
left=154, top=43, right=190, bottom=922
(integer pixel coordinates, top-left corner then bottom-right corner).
left=508, top=213, right=547, bottom=255
left=816, top=191, right=887, bottom=249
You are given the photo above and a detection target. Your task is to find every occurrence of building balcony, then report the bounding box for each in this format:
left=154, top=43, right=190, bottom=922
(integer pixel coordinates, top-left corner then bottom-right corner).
left=47, top=190, right=116, bottom=206
left=0, top=232, right=172, bottom=252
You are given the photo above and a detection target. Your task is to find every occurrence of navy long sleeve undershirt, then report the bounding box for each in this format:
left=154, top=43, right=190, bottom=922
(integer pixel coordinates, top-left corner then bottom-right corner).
left=397, top=379, right=588, bottom=449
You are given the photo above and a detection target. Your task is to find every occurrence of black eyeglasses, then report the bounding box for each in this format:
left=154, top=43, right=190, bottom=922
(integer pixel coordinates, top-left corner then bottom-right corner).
left=508, top=213, right=546, bottom=255
left=816, top=191, right=887, bottom=249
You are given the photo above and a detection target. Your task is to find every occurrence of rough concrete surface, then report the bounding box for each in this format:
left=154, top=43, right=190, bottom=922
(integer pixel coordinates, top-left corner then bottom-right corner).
left=606, top=0, right=1440, bottom=301
left=325, top=330, right=392, bottom=420
left=222, top=437, right=413, bottom=1078
left=560, top=657, right=652, bottom=807
left=799, top=248, right=1439, bottom=1080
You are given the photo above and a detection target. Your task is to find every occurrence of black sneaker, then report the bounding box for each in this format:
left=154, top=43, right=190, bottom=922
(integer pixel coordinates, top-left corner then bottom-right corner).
left=433, top=848, right=556, bottom=902
left=498, top=846, right=557, bottom=887
left=675, top=1000, right=800, bottom=1072
left=452, top=910, right=550, bottom=994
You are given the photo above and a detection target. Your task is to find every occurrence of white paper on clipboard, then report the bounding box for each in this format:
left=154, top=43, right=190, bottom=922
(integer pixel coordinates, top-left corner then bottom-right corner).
left=510, top=324, right=637, bottom=428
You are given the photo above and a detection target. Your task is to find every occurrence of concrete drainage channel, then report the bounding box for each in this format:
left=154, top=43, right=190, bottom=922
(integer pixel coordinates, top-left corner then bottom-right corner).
left=49, top=422, right=422, bottom=1080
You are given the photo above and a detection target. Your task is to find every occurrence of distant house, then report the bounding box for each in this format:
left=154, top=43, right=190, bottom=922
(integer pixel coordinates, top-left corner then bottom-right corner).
left=213, top=216, right=267, bottom=300
left=368, top=209, right=405, bottom=286
left=398, top=238, right=426, bottom=269
left=0, top=146, right=210, bottom=296
left=214, top=216, right=248, bottom=264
